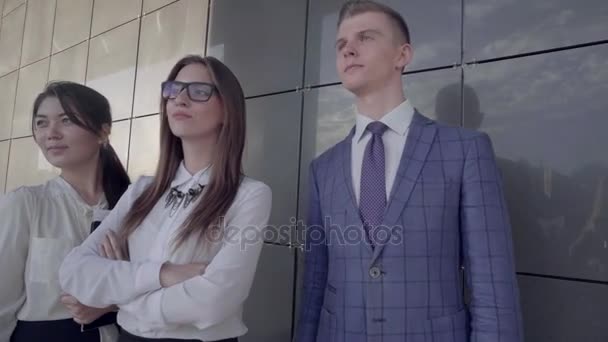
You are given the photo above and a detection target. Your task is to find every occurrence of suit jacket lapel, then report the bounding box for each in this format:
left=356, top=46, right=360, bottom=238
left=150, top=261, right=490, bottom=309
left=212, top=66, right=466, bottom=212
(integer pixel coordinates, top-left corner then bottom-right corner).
left=340, top=128, right=357, bottom=214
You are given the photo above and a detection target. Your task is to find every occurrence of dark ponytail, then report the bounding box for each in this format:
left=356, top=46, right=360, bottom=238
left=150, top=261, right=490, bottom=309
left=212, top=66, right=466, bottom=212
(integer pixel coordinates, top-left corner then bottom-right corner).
left=100, top=144, right=130, bottom=209
left=32, top=81, right=130, bottom=209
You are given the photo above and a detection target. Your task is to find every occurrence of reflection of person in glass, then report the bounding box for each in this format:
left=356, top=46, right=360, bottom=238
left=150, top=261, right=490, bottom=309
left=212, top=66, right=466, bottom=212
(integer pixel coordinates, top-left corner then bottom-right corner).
left=0, top=82, right=130, bottom=341
left=296, top=1, right=523, bottom=341
left=59, top=56, right=271, bottom=342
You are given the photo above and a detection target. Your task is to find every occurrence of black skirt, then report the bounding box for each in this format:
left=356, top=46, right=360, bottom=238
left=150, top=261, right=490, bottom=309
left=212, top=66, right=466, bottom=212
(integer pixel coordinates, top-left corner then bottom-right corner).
left=118, top=328, right=238, bottom=342
left=10, top=319, right=100, bottom=342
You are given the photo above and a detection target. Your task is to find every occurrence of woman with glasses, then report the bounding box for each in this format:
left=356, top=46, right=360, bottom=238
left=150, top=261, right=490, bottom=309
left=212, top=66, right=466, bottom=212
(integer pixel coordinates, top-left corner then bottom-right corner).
left=0, top=81, right=130, bottom=341
left=59, top=55, right=272, bottom=342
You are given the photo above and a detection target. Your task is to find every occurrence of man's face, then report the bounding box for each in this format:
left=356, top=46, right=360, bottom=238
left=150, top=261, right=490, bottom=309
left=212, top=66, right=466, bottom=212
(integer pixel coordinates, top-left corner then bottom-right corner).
left=336, top=11, right=410, bottom=96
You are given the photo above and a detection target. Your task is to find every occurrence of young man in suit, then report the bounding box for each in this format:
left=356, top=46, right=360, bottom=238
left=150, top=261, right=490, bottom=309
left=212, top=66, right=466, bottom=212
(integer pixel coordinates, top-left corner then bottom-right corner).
left=296, top=1, right=523, bottom=341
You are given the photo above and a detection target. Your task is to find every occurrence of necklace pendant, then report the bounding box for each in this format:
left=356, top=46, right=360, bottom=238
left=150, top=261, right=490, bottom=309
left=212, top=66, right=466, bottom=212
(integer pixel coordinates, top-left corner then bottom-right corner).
left=165, top=188, right=180, bottom=208
left=183, top=184, right=205, bottom=209
left=169, top=192, right=185, bottom=217
left=165, top=183, right=206, bottom=217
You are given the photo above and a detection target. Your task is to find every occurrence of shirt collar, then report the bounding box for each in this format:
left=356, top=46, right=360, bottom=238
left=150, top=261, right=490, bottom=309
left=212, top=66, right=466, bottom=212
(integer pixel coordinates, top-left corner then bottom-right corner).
left=353, top=100, right=415, bottom=144
left=170, top=161, right=212, bottom=188
left=52, top=176, right=108, bottom=209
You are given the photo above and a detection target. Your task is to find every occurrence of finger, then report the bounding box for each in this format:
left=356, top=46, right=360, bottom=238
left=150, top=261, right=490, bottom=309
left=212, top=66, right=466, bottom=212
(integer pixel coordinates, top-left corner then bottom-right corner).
left=103, top=236, right=116, bottom=260
left=102, top=236, right=112, bottom=259
left=107, top=231, right=124, bottom=260
left=101, top=242, right=110, bottom=260
left=61, top=295, right=78, bottom=305
left=99, top=243, right=107, bottom=258
left=74, top=308, right=96, bottom=325
left=191, top=262, right=207, bottom=274
left=63, top=300, right=77, bottom=308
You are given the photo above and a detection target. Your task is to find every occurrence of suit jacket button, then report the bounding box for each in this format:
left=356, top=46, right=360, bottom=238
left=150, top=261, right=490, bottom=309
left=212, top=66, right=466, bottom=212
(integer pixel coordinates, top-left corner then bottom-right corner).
left=369, top=266, right=381, bottom=279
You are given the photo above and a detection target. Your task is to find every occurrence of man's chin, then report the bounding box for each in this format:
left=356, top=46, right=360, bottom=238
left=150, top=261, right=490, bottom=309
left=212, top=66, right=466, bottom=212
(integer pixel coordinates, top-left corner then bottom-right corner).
left=341, top=79, right=366, bottom=95
left=346, top=85, right=372, bottom=99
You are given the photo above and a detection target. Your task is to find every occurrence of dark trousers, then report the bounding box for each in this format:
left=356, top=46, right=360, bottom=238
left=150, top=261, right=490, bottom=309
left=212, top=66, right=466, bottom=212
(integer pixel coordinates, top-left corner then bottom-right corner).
left=10, top=319, right=100, bottom=342
left=119, top=328, right=238, bottom=342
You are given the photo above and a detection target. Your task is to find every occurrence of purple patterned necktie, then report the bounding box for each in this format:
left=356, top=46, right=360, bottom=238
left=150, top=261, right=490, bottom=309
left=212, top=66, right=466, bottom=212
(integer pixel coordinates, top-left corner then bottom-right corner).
left=359, top=121, right=388, bottom=246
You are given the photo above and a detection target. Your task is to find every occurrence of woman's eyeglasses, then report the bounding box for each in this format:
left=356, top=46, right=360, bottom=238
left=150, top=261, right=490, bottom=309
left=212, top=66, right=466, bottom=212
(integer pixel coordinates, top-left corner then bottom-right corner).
left=161, top=81, right=217, bottom=102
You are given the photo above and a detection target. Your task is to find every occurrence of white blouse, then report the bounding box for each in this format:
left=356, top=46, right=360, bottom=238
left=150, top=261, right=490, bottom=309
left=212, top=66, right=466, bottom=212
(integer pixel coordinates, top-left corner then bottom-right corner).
left=59, top=162, right=272, bottom=341
left=0, top=177, right=119, bottom=342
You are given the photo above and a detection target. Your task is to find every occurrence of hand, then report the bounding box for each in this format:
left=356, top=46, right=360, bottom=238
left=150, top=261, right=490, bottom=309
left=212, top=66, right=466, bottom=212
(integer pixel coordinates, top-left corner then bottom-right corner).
left=99, top=230, right=127, bottom=260
left=159, top=262, right=208, bottom=288
left=60, top=294, right=117, bottom=325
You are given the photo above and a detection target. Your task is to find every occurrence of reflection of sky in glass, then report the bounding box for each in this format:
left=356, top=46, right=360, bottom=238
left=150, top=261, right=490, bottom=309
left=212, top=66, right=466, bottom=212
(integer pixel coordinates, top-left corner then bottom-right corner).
left=315, top=10, right=340, bottom=86
left=406, top=68, right=461, bottom=122
left=465, top=0, right=608, bottom=60
left=314, top=86, right=355, bottom=156
left=465, top=44, right=608, bottom=282
left=465, top=44, right=608, bottom=176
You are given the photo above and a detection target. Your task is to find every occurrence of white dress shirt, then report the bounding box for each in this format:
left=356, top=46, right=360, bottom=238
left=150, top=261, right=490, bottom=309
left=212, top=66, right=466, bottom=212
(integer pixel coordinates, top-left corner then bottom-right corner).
left=0, top=177, right=118, bottom=342
left=59, top=162, right=272, bottom=341
left=352, top=100, right=415, bottom=203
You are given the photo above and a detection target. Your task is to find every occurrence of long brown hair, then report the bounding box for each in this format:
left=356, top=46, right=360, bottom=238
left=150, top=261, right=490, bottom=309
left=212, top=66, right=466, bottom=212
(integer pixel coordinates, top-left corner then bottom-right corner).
left=118, top=55, right=246, bottom=253
left=32, top=81, right=130, bottom=209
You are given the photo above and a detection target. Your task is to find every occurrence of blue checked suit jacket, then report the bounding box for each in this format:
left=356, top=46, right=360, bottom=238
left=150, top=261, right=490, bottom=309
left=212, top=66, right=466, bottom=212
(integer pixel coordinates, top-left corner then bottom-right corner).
left=296, top=112, right=523, bottom=342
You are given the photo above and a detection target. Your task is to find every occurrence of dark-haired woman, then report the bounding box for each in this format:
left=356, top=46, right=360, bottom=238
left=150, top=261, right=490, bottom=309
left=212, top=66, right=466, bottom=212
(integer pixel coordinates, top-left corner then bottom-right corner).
left=0, top=81, right=130, bottom=341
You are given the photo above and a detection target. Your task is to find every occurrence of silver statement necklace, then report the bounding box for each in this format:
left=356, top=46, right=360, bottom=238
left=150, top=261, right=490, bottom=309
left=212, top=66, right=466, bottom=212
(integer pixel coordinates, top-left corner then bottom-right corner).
left=165, top=167, right=209, bottom=217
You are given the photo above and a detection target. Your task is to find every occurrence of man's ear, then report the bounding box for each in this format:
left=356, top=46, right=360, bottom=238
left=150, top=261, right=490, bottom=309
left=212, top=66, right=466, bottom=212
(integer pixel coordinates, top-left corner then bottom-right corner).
left=395, top=43, right=413, bottom=71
